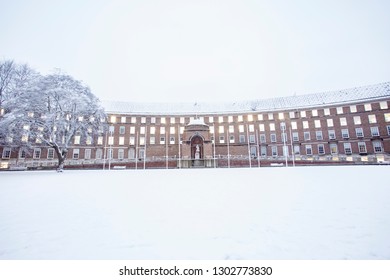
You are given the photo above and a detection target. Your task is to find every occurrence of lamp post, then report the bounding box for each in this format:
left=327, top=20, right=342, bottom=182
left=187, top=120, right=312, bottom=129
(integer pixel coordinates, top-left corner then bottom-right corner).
left=281, top=122, right=288, bottom=167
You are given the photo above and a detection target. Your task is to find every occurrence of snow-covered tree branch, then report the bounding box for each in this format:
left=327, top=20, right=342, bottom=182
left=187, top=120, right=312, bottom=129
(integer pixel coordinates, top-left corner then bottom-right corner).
left=0, top=63, right=107, bottom=170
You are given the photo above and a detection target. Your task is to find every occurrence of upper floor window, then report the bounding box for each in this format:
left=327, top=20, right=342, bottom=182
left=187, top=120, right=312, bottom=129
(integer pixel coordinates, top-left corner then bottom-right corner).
left=364, top=103, right=372, bottom=111
left=379, top=101, right=388, bottom=110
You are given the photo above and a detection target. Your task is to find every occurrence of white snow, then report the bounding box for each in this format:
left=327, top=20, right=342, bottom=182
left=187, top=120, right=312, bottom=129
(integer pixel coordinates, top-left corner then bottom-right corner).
left=0, top=166, right=389, bottom=260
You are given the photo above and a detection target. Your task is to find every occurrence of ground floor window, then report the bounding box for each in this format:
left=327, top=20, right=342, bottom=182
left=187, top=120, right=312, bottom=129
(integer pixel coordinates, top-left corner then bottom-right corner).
left=84, top=149, right=91, bottom=160
left=128, top=148, right=135, bottom=159
left=19, top=148, right=26, bottom=159
left=260, top=146, right=267, bottom=156
left=271, top=146, right=278, bottom=156
left=330, top=144, right=338, bottom=155
left=2, top=147, right=11, bottom=159
left=118, top=148, right=124, bottom=159
left=343, top=143, right=352, bottom=155
left=96, top=148, right=103, bottom=159
left=318, top=144, right=325, bottom=155
left=33, top=148, right=41, bottom=159
left=358, top=142, right=367, bottom=153
left=139, top=148, right=145, bottom=159
left=250, top=146, right=257, bottom=157
left=305, top=145, right=312, bottom=155
left=73, top=149, right=80, bottom=159
left=47, top=148, right=55, bottom=159
left=372, top=141, right=383, bottom=153
left=293, top=145, right=300, bottom=155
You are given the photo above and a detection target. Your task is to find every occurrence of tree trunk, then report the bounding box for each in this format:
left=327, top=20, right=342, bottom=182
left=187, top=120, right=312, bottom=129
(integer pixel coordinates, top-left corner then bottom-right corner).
left=54, top=146, right=67, bottom=171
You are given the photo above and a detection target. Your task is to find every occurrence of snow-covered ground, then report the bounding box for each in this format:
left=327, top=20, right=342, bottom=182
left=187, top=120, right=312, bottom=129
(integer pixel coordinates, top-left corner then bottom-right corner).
left=0, top=166, right=389, bottom=260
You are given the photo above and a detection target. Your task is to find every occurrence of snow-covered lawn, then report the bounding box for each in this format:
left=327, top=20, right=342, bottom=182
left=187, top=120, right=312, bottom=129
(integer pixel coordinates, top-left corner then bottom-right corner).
left=0, top=166, right=389, bottom=260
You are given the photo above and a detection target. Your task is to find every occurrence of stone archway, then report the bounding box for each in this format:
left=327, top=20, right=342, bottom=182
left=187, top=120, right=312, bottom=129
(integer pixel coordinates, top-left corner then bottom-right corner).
left=191, top=135, right=204, bottom=159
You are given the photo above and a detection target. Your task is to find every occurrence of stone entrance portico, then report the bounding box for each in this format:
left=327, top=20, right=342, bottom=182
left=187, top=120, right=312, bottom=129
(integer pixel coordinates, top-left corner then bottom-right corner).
left=179, top=118, right=214, bottom=168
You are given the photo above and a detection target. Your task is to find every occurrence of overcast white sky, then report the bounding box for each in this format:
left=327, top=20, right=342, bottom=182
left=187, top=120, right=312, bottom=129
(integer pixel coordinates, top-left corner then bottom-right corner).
left=1, top=0, right=389, bottom=103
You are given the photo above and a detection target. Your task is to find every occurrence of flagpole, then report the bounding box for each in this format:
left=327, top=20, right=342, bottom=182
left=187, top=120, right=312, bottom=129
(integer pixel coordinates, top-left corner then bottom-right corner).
left=226, top=131, right=230, bottom=168
left=256, top=129, right=261, bottom=168
left=143, top=125, right=147, bottom=169
left=178, top=125, right=181, bottom=169
left=246, top=124, right=251, bottom=168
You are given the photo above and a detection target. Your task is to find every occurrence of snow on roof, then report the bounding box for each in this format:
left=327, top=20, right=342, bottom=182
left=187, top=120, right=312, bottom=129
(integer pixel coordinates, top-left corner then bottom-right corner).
left=102, top=82, right=390, bottom=115
left=187, top=118, right=208, bottom=126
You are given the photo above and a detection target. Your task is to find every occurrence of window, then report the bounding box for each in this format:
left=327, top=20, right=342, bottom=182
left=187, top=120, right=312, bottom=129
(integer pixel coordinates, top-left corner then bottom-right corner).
left=305, top=145, right=313, bottom=155
left=292, top=132, right=299, bottom=141
left=270, top=134, right=277, bottom=142
left=293, top=145, right=300, bottom=155
left=341, top=129, right=349, bottom=139
left=260, top=134, right=266, bottom=143
left=250, top=146, right=257, bottom=157
left=150, top=136, right=155, bottom=145
left=128, top=148, right=135, bottom=159
left=304, top=131, right=310, bottom=141
left=316, top=131, right=323, bottom=140
left=121, top=116, right=126, bottom=123
left=385, top=113, right=390, bottom=122
left=387, top=125, right=390, bottom=135
left=249, top=124, right=255, bottom=132
left=170, top=127, right=175, bottom=134
left=324, top=108, right=330, bottom=115
left=281, top=132, right=287, bottom=142
left=229, top=135, right=235, bottom=143
left=150, top=127, right=156, bottom=135
left=380, top=101, right=388, bottom=109
left=151, top=117, right=156, bottom=124
left=2, top=147, right=11, bottom=159
left=219, top=135, right=225, bottom=143
left=96, top=149, right=103, bottom=159
left=261, top=146, right=267, bottom=156
left=86, top=136, right=92, bottom=145
left=239, top=135, right=246, bottom=143
left=355, top=127, right=364, bottom=138
left=118, top=149, right=124, bottom=159
left=336, top=107, right=343, bottom=114
left=160, top=127, right=165, bottom=134
left=219, top=125, right=224, bottom=133
left=180, top=127, right=184, bottom=134
left=371, top=127, right=380, bottom=137
left=129, top=136, right=135, bottom=145
left=364, top=103, right=372, bottom=111
left=289, top=111, right=296, bottom=118
left=160, top=117, right=166, bottom=124
left=318, top=144, right=325, bottom=155
left=170, top=117, right=175, bottom=124
left=229, top=125, right=234, bottom=133
left=210, top=126, right=214, bottom=134
left=330, top=144, right=338, bottom=155
left=180, top=117, right=185, bottom=124
left=247, top=114, right=253, bottom=122
left=237, top=115, right=244, bottom=122
left=344, top=143, right=352, bottom=155
left=300, top=111, right=306, bottom=118
left=358, top=142, right=367, bottom=153
left=227, top=116, right=233, bottom=123
left=350, top=105, right=357, bottom=113
left=268, top=113, right=274, bottom=120
left=368, top=115, right=377, bottom=124
left=97, top=136, right=103, bottom=145
left=110, top=115, right=116, bottom=123
left=314, top=120, right=321, bottom=128
left=84, top=149, right=91, bottom=160
left=19, top=149, right=26, bottom=159
left=48, top=148, right=55, bottom=159
left=218, top=116, right=224, bottom=123
left=328, top=130, right=336, bottom=140
left=170, top=136, right=175, bottom=144
left=278, top=112, right=284, bottom=120
left=312, top=109, right=318, bottom=117
left=119, top=126, right=125, bottom=134
left=291, top=121, right=297, bottom=130
left=340, top=117, right=347, bottom=126
left=327, top=119, right=334, bottom=127
left=249, top=134, right=255, bottom=143
left=140, top=127, right=145, bottom=134
left=280, top=122, right=286, bottom=130
left=257, top=114, right=263, bottom=121
left=353, top=116, right=361, bottom=125
left=303, top=121, right=309, bottom=129
left=108, top=136, right=114, bottom=145
left=268, top=123, right=275, bottom=131
left=119, top=136, right=125, bottom=145
left=271, top=146, right=278, bottom=156
left=259, top=124, right=265, bottom=132
left=139, top=137, right=145, bottom=145
left=209, top=116, right=214, bottom=123
left=130, top=126, right=135, bottom=134
left=72, top=149, right=80, bottom=159
left=160, top=136, right=165, bottom=145
left=373, top=141, right=383, bottom=153
left=74, top=135, right=81, bottom=145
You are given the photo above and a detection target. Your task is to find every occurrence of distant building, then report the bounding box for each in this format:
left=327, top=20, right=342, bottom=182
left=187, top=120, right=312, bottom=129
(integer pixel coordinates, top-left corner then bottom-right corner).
left=1, top=82, right=390, bottom=169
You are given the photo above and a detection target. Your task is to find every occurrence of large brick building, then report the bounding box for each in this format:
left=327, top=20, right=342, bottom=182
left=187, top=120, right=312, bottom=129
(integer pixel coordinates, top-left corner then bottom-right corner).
left=1, top=82, right=390, bottom=169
